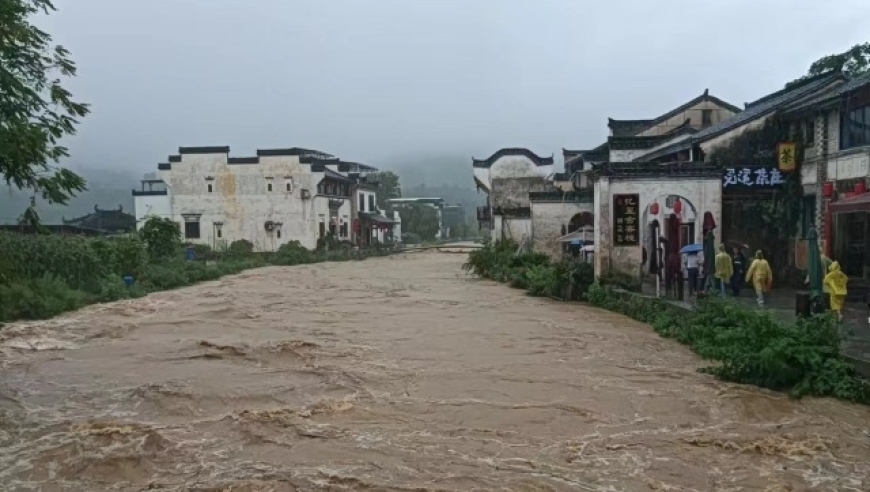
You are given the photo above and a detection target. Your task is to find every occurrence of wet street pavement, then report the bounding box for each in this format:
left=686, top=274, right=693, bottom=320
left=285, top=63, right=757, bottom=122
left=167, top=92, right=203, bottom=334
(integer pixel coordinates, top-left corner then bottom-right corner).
left=1, top=251, right=869, bottom=491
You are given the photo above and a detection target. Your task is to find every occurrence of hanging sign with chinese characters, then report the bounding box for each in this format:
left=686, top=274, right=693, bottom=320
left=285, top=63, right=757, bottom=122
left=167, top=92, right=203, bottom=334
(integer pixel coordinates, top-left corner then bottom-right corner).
left=777, top=142, right=797, bottom=172
left=612, top=193, right=640, bottom=246
left=722, top=167, right=787, bottom=189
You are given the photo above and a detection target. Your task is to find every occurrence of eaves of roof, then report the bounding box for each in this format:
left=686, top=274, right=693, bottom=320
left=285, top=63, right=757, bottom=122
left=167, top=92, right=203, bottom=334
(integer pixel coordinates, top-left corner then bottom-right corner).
left=637, top=71, right=843, bottom=161
left=608, top=89, right=743, bottom=137
left=472, top=148, right=554, bottom=168
left=782, top=71, right=870, bottom=115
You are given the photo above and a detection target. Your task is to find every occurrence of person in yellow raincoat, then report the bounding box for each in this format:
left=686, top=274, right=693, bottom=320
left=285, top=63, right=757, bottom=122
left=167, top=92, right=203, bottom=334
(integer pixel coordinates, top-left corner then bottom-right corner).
left=745, top=250, right=772, bottom=307
left=823, top=261, right=848, bottom=322
left=804, top=247, right=833, bottom=294
left=714, top=244, right=733, bottom=298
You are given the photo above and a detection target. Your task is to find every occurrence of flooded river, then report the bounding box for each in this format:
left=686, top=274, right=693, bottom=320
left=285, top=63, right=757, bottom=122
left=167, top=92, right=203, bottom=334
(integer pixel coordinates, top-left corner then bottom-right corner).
left=1, top=251, right=869, bottom=491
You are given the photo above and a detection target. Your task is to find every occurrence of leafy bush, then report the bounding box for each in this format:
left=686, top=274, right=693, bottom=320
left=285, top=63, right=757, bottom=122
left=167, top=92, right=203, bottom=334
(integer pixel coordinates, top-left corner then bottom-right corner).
left=0, top=224, right=393, bottom=323
left=464, top=240, right=595, bottom=300
left=524, top=264, right=561, bottom=297
left=141, top=217, right=182, bottom=261
left=0, top=275, right=89, bottom=321
left=273, top=240, right=316, bottom=265
left=587, top=282, right=870, bottom=404
left=226, top=239, right=255, bottom=258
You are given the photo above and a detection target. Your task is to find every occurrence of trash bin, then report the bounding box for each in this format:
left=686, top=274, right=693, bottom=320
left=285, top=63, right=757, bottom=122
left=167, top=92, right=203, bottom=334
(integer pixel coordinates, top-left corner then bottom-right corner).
left=123, top=276, right=134, bottom=287
left=795, top=291, right=811, bottom=317
left=186, top=246, right=195, bottom=262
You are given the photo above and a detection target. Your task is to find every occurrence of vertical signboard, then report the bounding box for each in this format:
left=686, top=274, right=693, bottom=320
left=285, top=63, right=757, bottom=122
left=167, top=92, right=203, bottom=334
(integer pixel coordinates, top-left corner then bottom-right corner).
left=613, top=194, right=640, bottom=246
left=777, top=142, right=796, bottom=172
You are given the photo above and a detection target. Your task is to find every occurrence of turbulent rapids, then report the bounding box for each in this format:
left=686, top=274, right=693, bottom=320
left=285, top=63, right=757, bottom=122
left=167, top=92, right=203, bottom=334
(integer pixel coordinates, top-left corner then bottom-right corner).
left=1, top=251, right=869, bottom=491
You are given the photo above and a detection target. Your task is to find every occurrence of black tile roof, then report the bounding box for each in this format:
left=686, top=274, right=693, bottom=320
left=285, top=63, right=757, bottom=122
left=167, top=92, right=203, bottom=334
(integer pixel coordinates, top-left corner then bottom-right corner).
left=359, top=212, right=395, bottom=225
left=157, top=163, right=171, bottom=171
left=607, top=119, right=655, bottom=137
left=179, top=146, right=230, bottom=154
left=321, top=168, right=354, bottom=184
left=783, top=71, right=870, bottom=114
left=62, top=205, right=136, bottom=232
left=257, top=147, right=333, bottom=158
left=132, top=189, right=168, bottom=197
left=227, top=156, right=259, bottom=164
left=590, top=161, right=721, bottom=178
left=608, top=89, right=742, bottom=137
left=338, top=161, right=378, bottom=172
left=528, top=190, right=593, bottom=203
left=168, top=155, right=181, bottom=163
left=608, top=134, right=676, bottom=150
left=637, top=72, right=843, bottom=161
left=472, top=148, right=554, bottom=168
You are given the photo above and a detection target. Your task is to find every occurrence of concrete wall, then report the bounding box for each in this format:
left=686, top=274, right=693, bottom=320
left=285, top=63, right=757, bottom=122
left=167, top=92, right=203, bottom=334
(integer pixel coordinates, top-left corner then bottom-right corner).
left=530, top=201, right=594, bottom=259
left=474, top=155, right=554, bottom=193
left=158, top=152, right=328, bottom=252
left=497, top=217, right=531, bottom=242
left=609, top=148, right=648, bottom=162
left=824, top=108, right=870, bottom=180
left=594, top=176, right=722, bottom=278
left=133, top=194, right=171, bottom=229
left=490, top=177, right=552, bottom=209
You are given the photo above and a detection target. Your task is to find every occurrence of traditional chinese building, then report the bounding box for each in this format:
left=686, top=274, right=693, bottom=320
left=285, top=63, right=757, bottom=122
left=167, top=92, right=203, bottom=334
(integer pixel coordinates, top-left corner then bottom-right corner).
left=781, top=71, right=870, bottom=278
left=633, top=71, right=845, bottom=279
left=472, top=148, right=556, bottom=242
left=62, top=205, right=136, bottom=234
left=590, top=162, right=722, bottom=279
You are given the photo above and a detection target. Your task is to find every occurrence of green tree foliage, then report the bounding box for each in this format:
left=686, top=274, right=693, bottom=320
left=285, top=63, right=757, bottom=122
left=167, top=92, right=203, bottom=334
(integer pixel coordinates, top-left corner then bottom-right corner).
left=140, top=217, right=182, bottom=261
left=0, top=218, right=396, bottom=322
left=398, top=203, right=440, bottom=241
left=788, top=42, right=870, bottom=87
left=0, top=0, right=90, bottom=225
left=376, top=171, right=401, bottom=208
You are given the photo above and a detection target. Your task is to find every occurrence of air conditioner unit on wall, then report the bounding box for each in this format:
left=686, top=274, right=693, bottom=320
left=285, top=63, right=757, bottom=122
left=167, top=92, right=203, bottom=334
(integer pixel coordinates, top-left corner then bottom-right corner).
left=300, top=189, right=311, bottom=199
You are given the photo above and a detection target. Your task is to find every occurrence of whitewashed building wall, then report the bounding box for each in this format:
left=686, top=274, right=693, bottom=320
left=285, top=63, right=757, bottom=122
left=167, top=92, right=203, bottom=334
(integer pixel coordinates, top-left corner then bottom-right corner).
left=594, top=176, right=722, bottom=278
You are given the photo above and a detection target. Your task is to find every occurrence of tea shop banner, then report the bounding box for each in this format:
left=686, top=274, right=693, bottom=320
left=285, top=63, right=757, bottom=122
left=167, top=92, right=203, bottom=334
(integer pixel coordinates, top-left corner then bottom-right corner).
left=722, top=166, right=787, bottom=189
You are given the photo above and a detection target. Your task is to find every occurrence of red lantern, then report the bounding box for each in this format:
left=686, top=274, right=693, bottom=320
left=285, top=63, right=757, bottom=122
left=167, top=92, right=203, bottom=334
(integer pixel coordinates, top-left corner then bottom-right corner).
left=650, top=201, right=659, bottom=215
left=822, top=182, right=834, bottom=198
left=672, top=199, right=682, bottom=215
left=855, top=181, right=867, bottom=194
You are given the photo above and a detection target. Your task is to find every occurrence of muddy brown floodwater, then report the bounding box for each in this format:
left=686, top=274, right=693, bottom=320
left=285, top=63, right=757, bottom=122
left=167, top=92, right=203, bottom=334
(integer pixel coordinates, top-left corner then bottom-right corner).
left=1, top=251, right=870, bottom=491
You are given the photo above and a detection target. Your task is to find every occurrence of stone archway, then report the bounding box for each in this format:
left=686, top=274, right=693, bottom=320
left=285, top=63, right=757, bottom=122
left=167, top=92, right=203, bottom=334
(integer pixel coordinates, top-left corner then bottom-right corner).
left=642, top=195, right=699, bottom=278
left=567, top=212, right=594, bottom=233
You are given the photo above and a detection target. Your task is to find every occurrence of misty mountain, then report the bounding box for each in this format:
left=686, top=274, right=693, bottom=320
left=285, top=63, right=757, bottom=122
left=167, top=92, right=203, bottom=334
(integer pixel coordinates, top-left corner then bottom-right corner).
left=380, top=153, right=486, bottom=221
left=0, top=167, right=138, bottom=225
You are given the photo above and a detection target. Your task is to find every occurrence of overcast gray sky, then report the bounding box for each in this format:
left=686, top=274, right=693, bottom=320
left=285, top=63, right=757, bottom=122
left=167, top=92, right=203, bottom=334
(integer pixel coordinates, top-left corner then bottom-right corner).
left=43, top=0, right=870, bottom=174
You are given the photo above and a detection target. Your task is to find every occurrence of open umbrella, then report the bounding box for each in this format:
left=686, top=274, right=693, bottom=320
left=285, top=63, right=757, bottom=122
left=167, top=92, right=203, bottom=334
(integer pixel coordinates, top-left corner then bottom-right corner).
left=680, top=243, right=703, bottom=254
left=807, top=227, right=823, bottom=303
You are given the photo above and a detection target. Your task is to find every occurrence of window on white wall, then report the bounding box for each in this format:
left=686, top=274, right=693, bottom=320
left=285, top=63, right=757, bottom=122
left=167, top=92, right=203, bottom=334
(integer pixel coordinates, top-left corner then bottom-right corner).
left=207, top=184, right=213, bottom=193
left=267, top=182, right=273, bottom=192
left=368, top=194, right=376, bottom=213
left=286, top=181, right=292, bottom=192
left=184, top=221, right=201, bottom=239
left=359, top=193, right=365, bottom=212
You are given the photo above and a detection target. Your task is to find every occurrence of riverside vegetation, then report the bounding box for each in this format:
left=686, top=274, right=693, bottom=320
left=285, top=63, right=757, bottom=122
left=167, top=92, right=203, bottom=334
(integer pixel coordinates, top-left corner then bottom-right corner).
left=0, top=217, right=392, bottom=323
left=464, top=240, right=870, bottom=405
